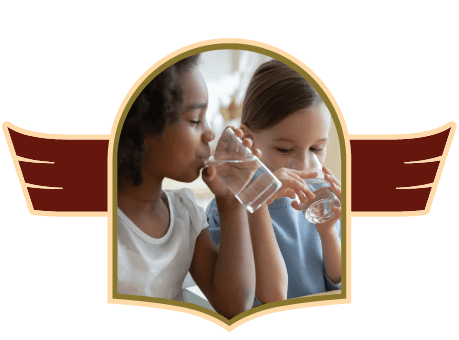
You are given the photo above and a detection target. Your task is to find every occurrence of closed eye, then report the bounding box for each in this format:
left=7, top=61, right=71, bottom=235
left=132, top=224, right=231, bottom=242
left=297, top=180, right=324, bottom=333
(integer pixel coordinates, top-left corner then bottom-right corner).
left=311, top=147, right=323, bottom=152
left=277, top=148, right=293, bottom=154
left=191, top=120, right=201, bottom=126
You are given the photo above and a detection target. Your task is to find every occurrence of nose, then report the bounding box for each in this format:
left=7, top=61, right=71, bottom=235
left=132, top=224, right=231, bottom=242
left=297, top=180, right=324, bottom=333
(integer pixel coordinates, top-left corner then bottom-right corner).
left=202, top=122, right=215, bottom=144
left=285, top=152, right=309, bottom=172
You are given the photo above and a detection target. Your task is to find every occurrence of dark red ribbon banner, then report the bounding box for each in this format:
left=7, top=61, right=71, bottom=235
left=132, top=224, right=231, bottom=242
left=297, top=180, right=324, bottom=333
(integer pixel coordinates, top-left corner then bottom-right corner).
left=4, top=124, right=454, bottom=215
left=6, top=127, right=109, bottom=212
left=350, top=128, right=451, bottom=212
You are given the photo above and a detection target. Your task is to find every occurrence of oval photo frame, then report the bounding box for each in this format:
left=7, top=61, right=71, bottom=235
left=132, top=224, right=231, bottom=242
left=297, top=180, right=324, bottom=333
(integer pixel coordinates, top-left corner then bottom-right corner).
left=108, top=38, right=351, bottom=331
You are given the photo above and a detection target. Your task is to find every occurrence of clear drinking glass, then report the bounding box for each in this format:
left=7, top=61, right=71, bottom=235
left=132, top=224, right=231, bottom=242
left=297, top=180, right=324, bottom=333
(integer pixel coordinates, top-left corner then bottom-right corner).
left=301, top=153, right=340, bottom=224
left=204, top=128, right=282, bottom=213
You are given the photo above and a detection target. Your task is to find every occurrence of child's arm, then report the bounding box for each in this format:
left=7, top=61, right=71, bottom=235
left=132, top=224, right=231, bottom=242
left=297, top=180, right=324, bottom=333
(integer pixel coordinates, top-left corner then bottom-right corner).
left=246, top=203, right=288, bottom=303
left=269, top=166, right=342, bottom=284
left=189, top=127, right=257, bottom=318
left=189, top=194, right=255, bottom=319
left=317, top=222, right=341, bottom=284
left=316, top=167, right=342, bottom=284
left=247, top=167, right=319, bottom=303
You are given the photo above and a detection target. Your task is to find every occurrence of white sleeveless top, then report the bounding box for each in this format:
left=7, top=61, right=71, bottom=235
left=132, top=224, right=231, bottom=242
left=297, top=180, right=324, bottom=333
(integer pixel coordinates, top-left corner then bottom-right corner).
left=117, top=188, right=208, bottom=301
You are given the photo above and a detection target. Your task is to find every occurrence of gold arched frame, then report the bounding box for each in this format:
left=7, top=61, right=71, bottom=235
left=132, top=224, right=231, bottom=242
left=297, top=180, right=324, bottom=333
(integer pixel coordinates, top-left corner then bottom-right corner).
left=107, top=38, right=351, bottom=331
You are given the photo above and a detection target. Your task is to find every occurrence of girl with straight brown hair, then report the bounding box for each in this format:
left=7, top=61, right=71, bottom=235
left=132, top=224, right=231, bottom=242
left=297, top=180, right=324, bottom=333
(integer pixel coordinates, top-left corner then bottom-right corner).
left=206, top=59, right=342, bottom=304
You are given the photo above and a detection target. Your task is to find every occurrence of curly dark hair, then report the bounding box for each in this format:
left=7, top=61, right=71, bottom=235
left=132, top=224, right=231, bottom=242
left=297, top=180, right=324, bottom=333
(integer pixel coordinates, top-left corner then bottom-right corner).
left=118, top=54, right=200, bottom=186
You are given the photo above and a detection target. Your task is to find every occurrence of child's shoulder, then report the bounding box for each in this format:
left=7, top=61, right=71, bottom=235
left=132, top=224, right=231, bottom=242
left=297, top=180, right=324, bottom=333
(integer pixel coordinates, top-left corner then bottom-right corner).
left=165, top=188, right=202, bottom=212
left=164, top=188, right=208, bottom=232
left=164, top=187, right=195, bottom=202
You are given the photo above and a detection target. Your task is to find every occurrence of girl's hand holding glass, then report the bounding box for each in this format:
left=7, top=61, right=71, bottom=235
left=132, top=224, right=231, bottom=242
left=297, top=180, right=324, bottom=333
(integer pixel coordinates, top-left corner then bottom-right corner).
left=298, top=153, right=341, bottom=224
left=314, top=167, right=342, bottom=233
left=202, top=126, right=262, bottom=199
left=266, top=168, right=317, bottom=210
left=203, top=126, right=281, bottom=213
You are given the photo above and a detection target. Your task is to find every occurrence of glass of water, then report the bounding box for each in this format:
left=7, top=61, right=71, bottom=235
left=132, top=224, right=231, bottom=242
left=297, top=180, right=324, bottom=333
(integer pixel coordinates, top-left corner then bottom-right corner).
left=204, top=128, right=282, bottom=213
left=301, top=153, right=340, bottom=224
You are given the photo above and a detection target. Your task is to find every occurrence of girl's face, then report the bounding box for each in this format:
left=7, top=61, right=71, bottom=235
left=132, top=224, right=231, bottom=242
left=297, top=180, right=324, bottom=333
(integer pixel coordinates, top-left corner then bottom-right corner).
left=243, top=103, right=331, bottom=173
left=143, top=67, right=215, bottom=183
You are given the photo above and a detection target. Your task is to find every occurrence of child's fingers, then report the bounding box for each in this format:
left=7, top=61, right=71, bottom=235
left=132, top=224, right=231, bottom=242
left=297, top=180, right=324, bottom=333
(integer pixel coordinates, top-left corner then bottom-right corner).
left=291, top=200, right=302, bottom=211
left=229, top=126, right=243, bottom=138
left=253, top=148, right=262, bottom=159
left=241, top=138, right=257, bottom=156
left=283, top=188, right=297, bottom=200
left=288, top=172, right=315, bottom=200
left=324, top=173, right=336, bottom=185
left=288, top=169, right=318, bottom=179
left=281, top=176, right=308, bottom=200
left=202, top=165, right=216, bottom=182
left=325, top=173, right=341, bottom=189
left=323, top=167, right=341, bottom=187
left=329, top=181, right=341, bottom=200
left=226, top=127, right=244, bottom=155
left=229, top=128, right=256, bottom=160
left=268, top=188, right=291, bottom=204
left=294, top=188, right=308, bottom=204
left=289, top=186, right=306, bottom=203
left=217, top=127, right=239, bottom=156
left=331, top=205, right=341, bottom=219
left=241, top=138, right=262, bottom=159
left=202, top=166, right=210, bottom=180
left=242, top=137, right=253, bottom=149
left=316, top=205, right=341, bottom=228
left=284, top=171, right=315, bottom=199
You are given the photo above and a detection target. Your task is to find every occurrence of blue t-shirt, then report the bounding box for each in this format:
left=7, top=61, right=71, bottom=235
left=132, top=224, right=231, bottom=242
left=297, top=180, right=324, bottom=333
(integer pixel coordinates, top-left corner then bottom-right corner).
left=206, top=197, right=341, bottom=301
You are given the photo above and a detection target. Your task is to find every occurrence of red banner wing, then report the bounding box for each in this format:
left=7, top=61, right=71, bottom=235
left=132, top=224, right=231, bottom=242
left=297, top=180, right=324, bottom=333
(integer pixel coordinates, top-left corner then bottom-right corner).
left=4, top=123, right=109, bottom=215
left=350, top=124, right=455, bottom=214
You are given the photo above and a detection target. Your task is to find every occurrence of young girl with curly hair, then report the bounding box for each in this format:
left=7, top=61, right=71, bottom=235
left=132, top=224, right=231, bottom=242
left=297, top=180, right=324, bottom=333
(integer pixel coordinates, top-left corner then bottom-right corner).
left=117, top=54, right=262, bottom=318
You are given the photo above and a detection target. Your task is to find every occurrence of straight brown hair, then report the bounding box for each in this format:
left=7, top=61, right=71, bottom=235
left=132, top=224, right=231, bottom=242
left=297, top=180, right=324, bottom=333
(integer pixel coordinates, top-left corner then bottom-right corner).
left=241, top=59, right=322, bottom=131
